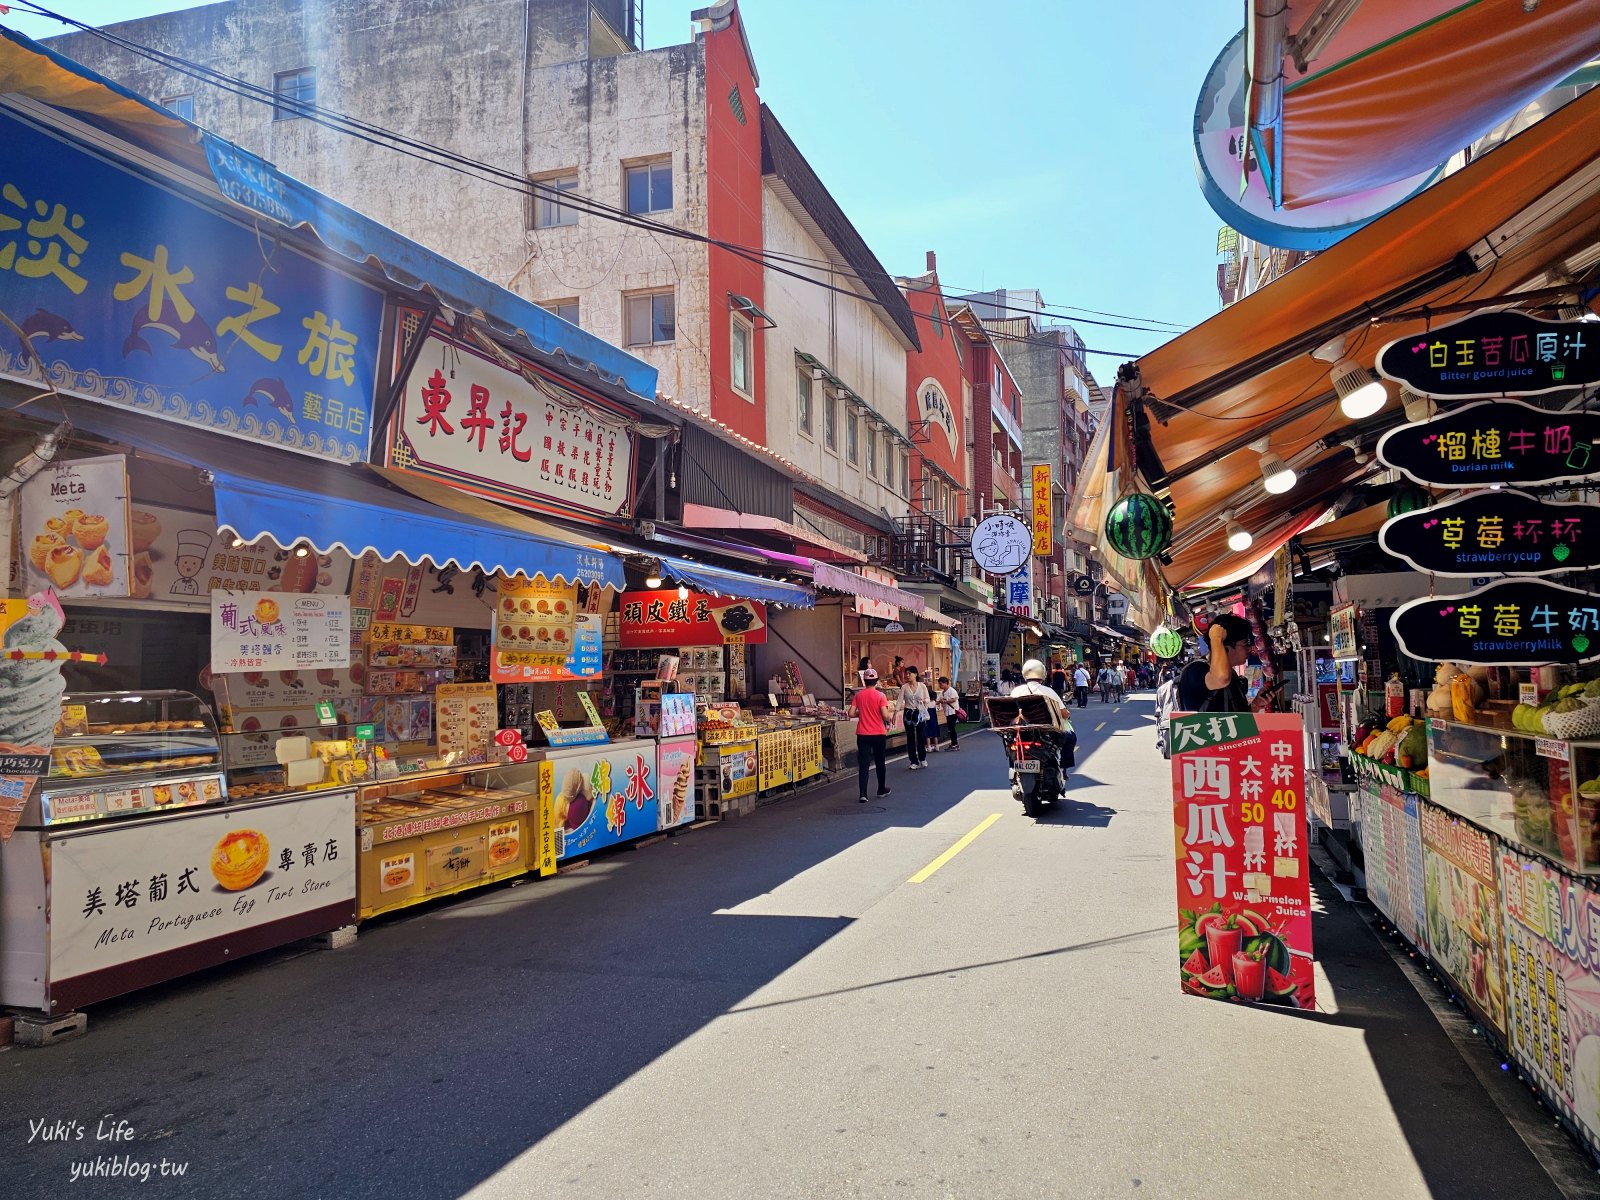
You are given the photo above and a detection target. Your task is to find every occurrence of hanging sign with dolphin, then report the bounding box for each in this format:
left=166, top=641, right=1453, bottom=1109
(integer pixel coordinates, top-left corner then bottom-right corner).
left=0, top=108, right=384, bottom=463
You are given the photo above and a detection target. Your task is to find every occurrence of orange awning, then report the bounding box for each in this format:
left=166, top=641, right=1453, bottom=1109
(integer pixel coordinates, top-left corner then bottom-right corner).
left=1297, top=501, right=1390, bottom=549
left=1267, top=0, right=1600, bottom=209
left=1131, top=82, right=1600, bottom=590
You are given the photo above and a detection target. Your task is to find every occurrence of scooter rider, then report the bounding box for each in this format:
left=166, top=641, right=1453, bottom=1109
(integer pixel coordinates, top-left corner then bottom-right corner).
left=1011, top=658, right=1077, bottom=773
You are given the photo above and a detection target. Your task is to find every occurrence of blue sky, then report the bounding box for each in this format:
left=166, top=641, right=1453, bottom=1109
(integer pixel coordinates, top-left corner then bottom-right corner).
left=2, top=0, right=1242, bottom=379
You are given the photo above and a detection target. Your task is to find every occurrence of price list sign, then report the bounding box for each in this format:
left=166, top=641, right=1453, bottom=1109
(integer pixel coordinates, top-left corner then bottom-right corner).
left=211, top=590, right=351, bottom=673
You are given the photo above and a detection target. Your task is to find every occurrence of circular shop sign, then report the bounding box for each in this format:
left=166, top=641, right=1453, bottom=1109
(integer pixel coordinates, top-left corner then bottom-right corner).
left=970, top=514, right=1033, bottom=576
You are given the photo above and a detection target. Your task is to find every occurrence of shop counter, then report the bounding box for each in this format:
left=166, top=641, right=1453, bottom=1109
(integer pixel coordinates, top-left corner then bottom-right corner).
left=540, top=738, right=661, bottom=862
left=355, top=763, right=542, bottom=920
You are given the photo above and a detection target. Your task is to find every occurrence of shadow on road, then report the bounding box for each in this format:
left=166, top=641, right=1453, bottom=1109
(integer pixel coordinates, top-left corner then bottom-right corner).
left=1035, top=798, right=1117, bottom=828
left=0, top=758, right=1000, bottom=1199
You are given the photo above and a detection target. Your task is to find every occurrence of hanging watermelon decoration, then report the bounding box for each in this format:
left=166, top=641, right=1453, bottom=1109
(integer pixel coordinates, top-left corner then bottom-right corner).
left=1104, top=492, right=1173, bottom=560
left=1387, top=486, right=1429, bottom=518
left=1151, top=628, right=1185, bottom=659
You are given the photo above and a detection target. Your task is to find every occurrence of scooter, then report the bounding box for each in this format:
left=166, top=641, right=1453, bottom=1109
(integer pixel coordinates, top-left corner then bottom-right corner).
left=985, top=695, right=1070, bottom=817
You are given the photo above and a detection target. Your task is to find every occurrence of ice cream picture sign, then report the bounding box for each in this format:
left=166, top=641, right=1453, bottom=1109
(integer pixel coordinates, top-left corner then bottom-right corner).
left=1390, top=578, right=1600, bottom=666
left=1379, top=490, right=1597, bottom=577
left=1376, top=310, right=1599, bottom=400
left=1377, top=400, right=1600, bottom=489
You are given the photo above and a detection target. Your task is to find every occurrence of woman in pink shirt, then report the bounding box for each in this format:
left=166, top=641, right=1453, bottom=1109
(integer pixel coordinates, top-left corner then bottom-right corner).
left=850, top=668, right=894, bottom=803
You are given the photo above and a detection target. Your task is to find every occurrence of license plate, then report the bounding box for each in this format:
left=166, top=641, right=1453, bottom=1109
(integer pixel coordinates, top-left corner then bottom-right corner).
left=1016, top=761, right=1041, bottom=773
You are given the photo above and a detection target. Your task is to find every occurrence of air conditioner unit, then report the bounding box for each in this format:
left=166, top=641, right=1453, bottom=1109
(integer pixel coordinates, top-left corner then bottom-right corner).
left=1047, top=563, right=1061, bottom=576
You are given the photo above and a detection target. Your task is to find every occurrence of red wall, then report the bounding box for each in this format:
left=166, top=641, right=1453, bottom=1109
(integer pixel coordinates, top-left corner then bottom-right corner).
left=903, top=268, right=968, bottom=515
left=703, top=9, right=766, bottom=443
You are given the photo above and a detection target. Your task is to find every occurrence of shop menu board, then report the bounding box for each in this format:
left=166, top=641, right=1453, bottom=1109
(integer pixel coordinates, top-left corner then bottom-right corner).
left=19, top=455, right=131, bottom=599
left=618, top=590, right=767, bottom=648
left=491, top=580, right=601, bottom=684
left=657, top=736, right=697, bottom=830
left=1378, top=400, right=1600, bottom=489
left=1360, top=782, right=1429, bottom=956
left=1391, top=578, right=1600, bottom=666
left=1421, top=801, right=1507, bottom=1034
left=49, top=789, right=356, bottom=1007
left=1329, top=603, right=1358, bottom=661
left=543, top=742, right=660, bottom=861
left=210, top=591, right=351, bottom=673
left=1380, top=489, right=1597, bottom=577
left=131, top=504, right=352, bottom=605
left=0, top=110, right=384, bottom=466
left=1171, top=712, right=1315, bottom=1009
left=1498, top=845, right=1600, bottom=1158
left=1376, top=310, right=1600, bottom=400
left=436, top=683, right=497, bottom=761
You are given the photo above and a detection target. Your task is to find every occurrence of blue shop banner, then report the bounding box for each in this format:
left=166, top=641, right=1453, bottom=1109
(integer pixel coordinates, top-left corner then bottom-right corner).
left=0, top=111, right=384, bottom=463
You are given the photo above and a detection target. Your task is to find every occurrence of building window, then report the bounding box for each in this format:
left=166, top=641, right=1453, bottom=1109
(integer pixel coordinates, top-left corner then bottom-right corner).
left=846, top=412, right=859, bottom=465
left=540, top=299, right=580, bottom=326
left=899, top=450, right=910, bottom=495
left=272, top=68, right=316, bottom=120
left=624, top=290, right=675, bottom=346
left=163, top=93, right=195, bottom=121
left=824, top=391, right=838, bottom=452
left=797, top=369, right=813, bottom=437
left=730, top=313, right=753, bottom=399
left=532, top=170, right=579, bottom=229
left=624, top=159, right=673, bottom=215
left=866, top=427, right=878, bottom=477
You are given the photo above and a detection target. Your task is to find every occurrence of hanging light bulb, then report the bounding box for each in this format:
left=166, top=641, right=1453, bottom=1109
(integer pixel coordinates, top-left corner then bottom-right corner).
left=677, top=584, right=688, bottom=600
left=1223, top=512, right=1253, bottom=553
left=645, top=565, right=662, bottom=588
left=1249, top=435, right=1296, bottom=494
left=1399, top=386, right=1435, bottom=424
left=294, top=544, right=310, bottom=558
left=1314, top=334, right=1387, bottom=419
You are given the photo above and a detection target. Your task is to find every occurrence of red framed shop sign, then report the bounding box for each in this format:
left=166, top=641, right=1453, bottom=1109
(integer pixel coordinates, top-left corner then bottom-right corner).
left=387, top=325, right=637, bottom=521
left=616, top=590, right=767, bottom=648
left=1171, top=711, right=1316, bottom=1009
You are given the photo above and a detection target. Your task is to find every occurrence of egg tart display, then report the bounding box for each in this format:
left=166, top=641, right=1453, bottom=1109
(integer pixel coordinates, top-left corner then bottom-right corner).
left=71, top=513, right=110, bottom=550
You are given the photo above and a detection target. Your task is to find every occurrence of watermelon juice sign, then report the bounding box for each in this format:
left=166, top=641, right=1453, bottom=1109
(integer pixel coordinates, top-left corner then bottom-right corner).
left=1378, top=400, right=1600, bottom=489
left=1376, top=310, right=1600, bottom=400
left=1498, top=845, right=1600, bottom=1158
left=1379, top=489, right=1596, bottom=577
left=1171, top=711, right=1315, bottom=1008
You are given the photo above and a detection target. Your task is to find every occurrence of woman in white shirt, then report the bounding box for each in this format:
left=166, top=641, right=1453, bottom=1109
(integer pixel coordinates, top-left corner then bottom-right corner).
left=900, top=666, right=932, bottom=769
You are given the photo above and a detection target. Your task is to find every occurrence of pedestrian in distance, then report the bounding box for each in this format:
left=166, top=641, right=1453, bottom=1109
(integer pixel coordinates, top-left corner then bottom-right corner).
left=900, top=665, right=932, bottom=769
left=936, top=675, right=961, bottom=750
left=1072, top=662, right=1091, bottom=708
left=1048, top=661, right=1068, bottom=697
left=849, top=668, right=893, bottom=803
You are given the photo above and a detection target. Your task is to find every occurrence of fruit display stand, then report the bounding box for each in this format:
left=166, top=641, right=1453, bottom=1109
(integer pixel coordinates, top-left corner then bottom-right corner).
left=355, top=761, right=542, bottom=920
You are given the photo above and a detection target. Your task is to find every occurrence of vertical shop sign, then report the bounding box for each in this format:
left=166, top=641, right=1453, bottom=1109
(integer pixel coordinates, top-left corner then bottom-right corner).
left=0, top=112, right=383, bottom=464
left=1329, top=603, right=1358, bottom=661
left=1006, top=567, right=1033, bottom=619
left=1497, top=845, right=1600, bottom=1158
left=1421, top=801, right=1506, bottom=1033
left=1171, top=711, right=1315, bottom=1007
left=1031, top=464, right=1052, bottom=557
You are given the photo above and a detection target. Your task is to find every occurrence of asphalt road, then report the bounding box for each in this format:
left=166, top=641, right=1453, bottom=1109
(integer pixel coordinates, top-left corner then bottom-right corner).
left=1, top=695, right=1592, bottom=1198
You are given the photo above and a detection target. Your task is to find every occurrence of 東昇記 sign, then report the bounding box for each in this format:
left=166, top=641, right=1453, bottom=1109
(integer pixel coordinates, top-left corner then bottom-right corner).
left=1376, top=310, right=1600, bottom=400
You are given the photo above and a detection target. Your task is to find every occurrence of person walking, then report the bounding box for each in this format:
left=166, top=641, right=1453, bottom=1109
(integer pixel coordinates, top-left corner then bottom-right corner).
left=1096, top=664, right=1112, bottom=704
left=900, top=665, right=932, bottom=770
left=849, top=668, right=894, bottom=803
left=1048, top=661, right=1068, bottom=697
left=935, top=675, right=961, bottom=750
left=1072, top=662, right=1091, bottom=708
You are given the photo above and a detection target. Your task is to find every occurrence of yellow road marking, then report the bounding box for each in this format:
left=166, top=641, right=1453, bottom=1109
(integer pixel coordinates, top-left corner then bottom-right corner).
left=1094, top=721, right=1106, bottom=732
left=908, top=813, right=1002, bottom=884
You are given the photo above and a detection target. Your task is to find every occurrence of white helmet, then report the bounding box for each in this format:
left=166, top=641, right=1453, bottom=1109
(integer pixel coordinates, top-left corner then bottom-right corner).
left=1022, top=658, right=1047, bottom=681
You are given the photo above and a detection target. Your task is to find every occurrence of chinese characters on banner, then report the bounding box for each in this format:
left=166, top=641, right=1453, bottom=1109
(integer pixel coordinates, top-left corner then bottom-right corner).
left=1379, top=489, right=1597, bottom=577
left=1376, top=310, right=1600, bottom=400
left=0, top=111, right=383, bottom=464
left=1330, top=603, right=1359, bottom=661
left=1390, top=578, right=1600, bottom=666
left=616, top=590, right=767, bottom=648
left=1006, top=566, right=1033, bottom=619
left=1031, top=464, right=1052, bottom=557
left=1378, top=400, right=1600, bottom=489
left=1420, top=802, right=1507, bottom=1034
left=1171, top=711, right=1315, bottom=1008
left=1497, top=846, right=1600, bottom=1158
left=49, top=789, right=355, bottom=1007
left=544, top=742, right=661, bottom=861
left=393, top=331, right=636, bottom=519
left=18, top=455, right=131, bottom=599
left=210, top=590, right=351, bottom=673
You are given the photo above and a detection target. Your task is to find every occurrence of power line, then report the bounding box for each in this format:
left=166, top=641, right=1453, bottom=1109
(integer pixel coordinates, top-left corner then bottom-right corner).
left=8, top=1, right=1165, bottom=362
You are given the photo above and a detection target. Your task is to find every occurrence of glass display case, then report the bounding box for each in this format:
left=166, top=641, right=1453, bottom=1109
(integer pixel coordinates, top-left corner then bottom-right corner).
left=1426, top=718, right=1600, bottom=872
left=33, top=690, right=225, bottom=827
